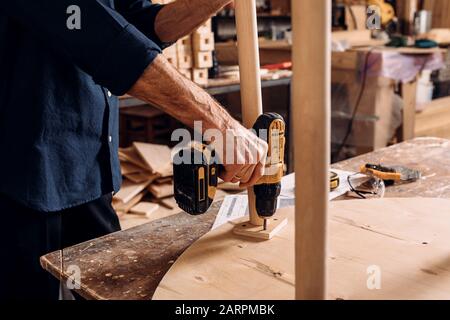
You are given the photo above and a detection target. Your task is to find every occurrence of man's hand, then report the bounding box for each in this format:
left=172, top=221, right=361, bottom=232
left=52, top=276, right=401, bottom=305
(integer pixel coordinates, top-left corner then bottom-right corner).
left=217, top=122, right=268, bottom=187
left=224, top=1, right=235, bottom=10
left=128, top=55, right=267, bottom=187
left=155, top=0, right=233, bottom=43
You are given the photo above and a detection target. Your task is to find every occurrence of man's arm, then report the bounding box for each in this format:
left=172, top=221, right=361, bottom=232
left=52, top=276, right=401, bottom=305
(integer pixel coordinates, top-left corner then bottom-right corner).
left=115, top=0, right=232, bottom=47
left=154, top=0, right=233, bottom=43
left=128, top=55, right=267, bottom=186
left=2, top=0, right=265, bottom=184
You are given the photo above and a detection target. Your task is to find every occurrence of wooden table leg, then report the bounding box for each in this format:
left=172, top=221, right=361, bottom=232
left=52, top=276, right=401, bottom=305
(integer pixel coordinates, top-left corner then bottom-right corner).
left=292, top=0, right=331, bottom=300
left=400, top=78, right=418, bottom=141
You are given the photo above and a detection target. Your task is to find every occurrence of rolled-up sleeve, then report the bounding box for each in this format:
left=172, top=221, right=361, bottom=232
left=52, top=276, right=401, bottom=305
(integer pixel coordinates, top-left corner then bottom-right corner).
left=115, top=0, right=171, bottom=49
left=0, top=0, right=161, bottom=95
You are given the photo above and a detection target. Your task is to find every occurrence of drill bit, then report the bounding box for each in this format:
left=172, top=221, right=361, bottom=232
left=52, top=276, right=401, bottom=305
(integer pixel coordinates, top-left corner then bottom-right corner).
left=263, top=219, right=268, bottom=231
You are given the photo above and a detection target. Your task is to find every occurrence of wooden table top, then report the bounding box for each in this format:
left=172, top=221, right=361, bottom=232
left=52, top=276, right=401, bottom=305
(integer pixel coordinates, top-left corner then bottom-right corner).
left=40, top=137, right=450, bottom=300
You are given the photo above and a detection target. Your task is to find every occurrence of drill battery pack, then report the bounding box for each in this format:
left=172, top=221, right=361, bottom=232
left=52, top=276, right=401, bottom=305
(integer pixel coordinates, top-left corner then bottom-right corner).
left=173, top=143, right=219, bottom=215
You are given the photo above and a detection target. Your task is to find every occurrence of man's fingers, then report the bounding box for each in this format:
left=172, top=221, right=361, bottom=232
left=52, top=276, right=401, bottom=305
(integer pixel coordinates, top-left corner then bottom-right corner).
left=220, top=168, right=238, bottom=182
left=219, top=126, right=269, bottom=185
left=220, top=165, right=254, bottom=184
left=240, top=162, right=265, bottom=188
left=237, top=165, right=254, bottom=184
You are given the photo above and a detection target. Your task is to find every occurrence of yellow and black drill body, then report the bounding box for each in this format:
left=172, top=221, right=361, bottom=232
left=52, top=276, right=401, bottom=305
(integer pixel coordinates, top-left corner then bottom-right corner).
left=251, top=113, right=285, bottom=218
left=173, top=113, right=286, bottom=217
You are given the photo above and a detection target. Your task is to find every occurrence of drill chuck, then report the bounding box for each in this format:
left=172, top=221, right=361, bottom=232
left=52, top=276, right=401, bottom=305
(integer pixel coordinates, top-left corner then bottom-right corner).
left=254, top=183, right=282, bottom=218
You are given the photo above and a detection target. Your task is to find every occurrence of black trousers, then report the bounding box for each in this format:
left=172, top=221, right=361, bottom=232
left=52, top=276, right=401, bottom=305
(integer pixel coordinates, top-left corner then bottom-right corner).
left=0, top=193, right=121, bottom=300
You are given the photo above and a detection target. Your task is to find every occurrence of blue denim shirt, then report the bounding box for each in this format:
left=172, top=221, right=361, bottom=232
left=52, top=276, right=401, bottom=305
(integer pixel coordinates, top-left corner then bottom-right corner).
left=0, top=0, right=164, bottom=211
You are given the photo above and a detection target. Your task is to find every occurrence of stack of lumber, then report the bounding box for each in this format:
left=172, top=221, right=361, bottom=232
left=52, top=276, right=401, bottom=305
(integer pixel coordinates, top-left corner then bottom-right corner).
left=162, top=20, right=214, bottom=85
left=112, top=142, right=174, bottom=217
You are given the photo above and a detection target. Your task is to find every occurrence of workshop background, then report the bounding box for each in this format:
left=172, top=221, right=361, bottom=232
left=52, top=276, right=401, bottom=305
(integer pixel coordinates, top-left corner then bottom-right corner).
left=115, top=0, right=450, bottom=230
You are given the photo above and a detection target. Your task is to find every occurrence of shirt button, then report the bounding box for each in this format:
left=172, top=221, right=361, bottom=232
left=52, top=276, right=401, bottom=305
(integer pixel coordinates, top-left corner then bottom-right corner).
left=108, top=136, right=112, bottom=143
left=107, top=91, right=112, bottom=98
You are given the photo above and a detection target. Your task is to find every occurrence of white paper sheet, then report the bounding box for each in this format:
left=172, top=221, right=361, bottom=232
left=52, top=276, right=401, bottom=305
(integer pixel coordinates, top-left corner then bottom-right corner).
left=212, top=195, right=295, bottom=230
left=212, top=170, right=365, bottom=230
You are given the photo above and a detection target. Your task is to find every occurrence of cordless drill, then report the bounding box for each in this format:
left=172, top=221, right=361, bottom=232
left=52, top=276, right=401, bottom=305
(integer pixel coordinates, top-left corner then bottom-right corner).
left=173, top=113, right=286, bottom=222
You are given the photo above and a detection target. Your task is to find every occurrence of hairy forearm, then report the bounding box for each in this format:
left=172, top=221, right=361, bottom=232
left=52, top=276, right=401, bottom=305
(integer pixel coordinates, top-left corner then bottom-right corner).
left=128, top=55, right=238, bottom=133
left=155, top=0, right=232, bottom=43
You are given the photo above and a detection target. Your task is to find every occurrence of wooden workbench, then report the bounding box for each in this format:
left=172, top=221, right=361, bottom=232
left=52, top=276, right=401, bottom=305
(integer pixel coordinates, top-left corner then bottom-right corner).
left=40, top=138, right=450, bottom=300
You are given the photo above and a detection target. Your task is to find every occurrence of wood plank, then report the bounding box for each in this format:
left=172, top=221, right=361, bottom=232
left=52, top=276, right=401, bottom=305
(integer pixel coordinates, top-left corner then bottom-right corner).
left=132, top=142, right=173, bottom=177
left=153, top=198, right=450, bottom=300
left=113, top=191, right=146, bottom=214
left=114, top=180, right=151, bottom=204
left=120, top=162, right=144, bottom=175
left=148, top=183, right=174, bottom=199
left=129, top=202, right=160, bottom=218
left=124, top=172, right=158, bottom=184
left=154, top=176, right=173, bottom=185
left=415, top=97, right=450, bottom=139
left=118, top=147, right=149, bottom=171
